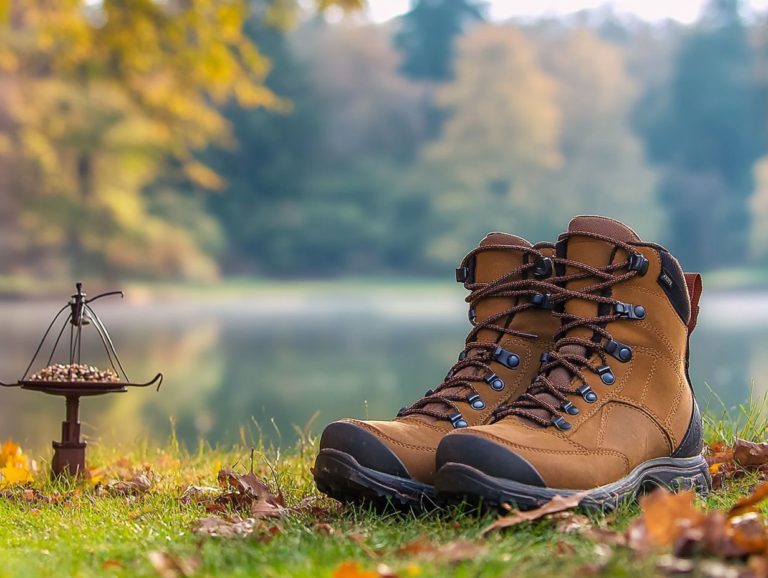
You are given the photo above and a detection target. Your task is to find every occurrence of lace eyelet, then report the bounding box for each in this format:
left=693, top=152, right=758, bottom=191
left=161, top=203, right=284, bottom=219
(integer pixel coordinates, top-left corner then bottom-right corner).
left=484, top=372, right=505, bottom=391
left=533, top=256, right=553, bottom=279
left=627, top=253, right=649, bottom=275
left=615, top=301, right=646, bottom=320
left=597, top=365, right=616, bottom=384
left=577, top=383, right=598, bottom=403
left=448, top=413, right=468, bottom=429
left=540, top=352, right=554, bottom=367
left=552, top=416, right=572, bottom=431
left=529, top=293, right=553, bottom=310
left=467, top=394, right=485, bottom=410
left=605, top=339, right=633, bottom=362
left=561, top=401, right=580, bottom=416
left=493, top=346, right=520, bottom=369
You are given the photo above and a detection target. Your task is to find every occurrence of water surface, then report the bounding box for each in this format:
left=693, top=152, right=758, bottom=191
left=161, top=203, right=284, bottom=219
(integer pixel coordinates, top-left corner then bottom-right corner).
left=0, top=287, right=764, bottom=454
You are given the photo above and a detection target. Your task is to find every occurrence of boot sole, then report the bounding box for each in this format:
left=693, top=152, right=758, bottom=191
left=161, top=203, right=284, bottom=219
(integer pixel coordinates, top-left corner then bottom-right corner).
left=313, top=448, right=436, bottom=510
left=435, top=454, right=712, bottom=512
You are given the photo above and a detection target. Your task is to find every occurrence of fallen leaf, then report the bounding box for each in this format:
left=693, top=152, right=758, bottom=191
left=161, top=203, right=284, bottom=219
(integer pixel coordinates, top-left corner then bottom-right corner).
left=0, top=465, right=32, bottom=485
left=179, top=485, right=219, bottom=505
left=215, top=468, right=286, bottom=519
left=191, top=515, right=256, bottom=538
left=627, top=489, right=705, bottom=551
left=315, top=523, right=335, bottom=535
left=332, top=561, right=379, bottom=578
left=551, top=511, right=593, bottom=534
left=107, top=473, right=153, bottom=496
left=734, top=440, right=768, bottom=468
left=481, top=493, right=587, bottom=536
left=102, top=559, right=123, bottom=570
left=396, top=538, right=486, bottom=563
left=728, top=481, right=768, bottom=518
left=148, top=550, right=200, bottom=578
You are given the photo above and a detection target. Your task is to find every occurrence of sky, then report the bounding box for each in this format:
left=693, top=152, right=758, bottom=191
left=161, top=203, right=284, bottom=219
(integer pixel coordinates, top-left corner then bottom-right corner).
left=365, top=0, right=768, bottom=24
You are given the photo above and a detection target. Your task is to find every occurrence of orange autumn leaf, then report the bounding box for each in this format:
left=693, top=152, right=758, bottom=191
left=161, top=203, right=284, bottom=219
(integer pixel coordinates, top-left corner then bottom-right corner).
left=481, top=492, right=587, bottom=536
left=333, top=561, right=379, bottom=578
left=728, top=481, right=768, bottom=518
left=627, top=489, right=705, bottom=550
left=1, top=465, right=33, bottom=485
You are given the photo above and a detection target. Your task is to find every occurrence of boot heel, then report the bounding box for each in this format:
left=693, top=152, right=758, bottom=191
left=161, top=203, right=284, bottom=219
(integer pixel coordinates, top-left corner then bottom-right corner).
left=640, top=456, right=712, bottom=497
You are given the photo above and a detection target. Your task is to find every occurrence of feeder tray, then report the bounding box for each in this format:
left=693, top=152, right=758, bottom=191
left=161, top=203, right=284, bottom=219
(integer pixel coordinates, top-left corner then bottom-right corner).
left=1, top=282, right=162, bottom=477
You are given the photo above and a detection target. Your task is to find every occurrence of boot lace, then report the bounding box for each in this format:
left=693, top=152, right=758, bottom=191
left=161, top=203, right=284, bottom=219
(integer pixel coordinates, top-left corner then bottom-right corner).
left=398, top=244, right=559, bottom=422
left=493, top=231, right=648, bottom=427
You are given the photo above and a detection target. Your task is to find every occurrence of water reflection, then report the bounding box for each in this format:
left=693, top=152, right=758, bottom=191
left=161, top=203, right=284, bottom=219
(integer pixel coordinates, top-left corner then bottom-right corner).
left=0, top=289, right=763, bottom=453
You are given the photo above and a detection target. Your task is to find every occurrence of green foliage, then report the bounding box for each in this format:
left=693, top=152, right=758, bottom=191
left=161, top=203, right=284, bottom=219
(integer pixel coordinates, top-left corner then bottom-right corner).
left=635, top=0, right=765, bottom=270
left=395, top=0, right=487, bottom=81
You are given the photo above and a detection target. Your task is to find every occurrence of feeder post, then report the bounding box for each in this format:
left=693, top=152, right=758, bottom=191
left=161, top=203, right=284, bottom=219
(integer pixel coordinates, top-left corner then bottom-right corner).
left=51, top=394, right=86, bottom=477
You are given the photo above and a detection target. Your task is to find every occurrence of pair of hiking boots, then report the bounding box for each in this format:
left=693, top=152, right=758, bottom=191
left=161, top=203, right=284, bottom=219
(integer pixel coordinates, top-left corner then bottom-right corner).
left=313, top=216, right=711, bottom=510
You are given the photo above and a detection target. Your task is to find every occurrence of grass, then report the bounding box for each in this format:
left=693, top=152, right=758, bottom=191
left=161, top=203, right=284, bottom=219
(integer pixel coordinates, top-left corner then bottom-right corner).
left=0, top=416, right=766, bottom=578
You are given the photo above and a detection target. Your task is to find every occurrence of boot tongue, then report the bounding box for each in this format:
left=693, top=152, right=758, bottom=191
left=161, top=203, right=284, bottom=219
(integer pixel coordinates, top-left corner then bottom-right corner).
left=409, top=232, right=533, bottom=422
left=525, top=216, right=640, bottom=424
left=473, top=232, right=533, bottom=342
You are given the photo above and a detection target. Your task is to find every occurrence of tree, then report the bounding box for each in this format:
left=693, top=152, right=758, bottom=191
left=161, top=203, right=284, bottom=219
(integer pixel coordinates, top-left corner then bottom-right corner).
left=201, top=19, right=433, bottom=276
left=417, top=24, right=561, bottom=264
left=0, top=0, right=360, bottom=280
left=395, top=0, right=486, bottom=81
left=635, top=0, right=763, bottom=270
left=536, top=28, right=660, bottom=239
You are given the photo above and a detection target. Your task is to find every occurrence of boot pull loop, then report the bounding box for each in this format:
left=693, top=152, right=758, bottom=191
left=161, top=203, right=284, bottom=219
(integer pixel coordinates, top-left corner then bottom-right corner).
left=684, top=273, right=702, bottom=335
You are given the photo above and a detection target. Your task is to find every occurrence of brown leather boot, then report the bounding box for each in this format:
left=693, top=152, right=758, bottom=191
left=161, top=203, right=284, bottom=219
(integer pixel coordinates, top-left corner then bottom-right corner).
left=435, top=216, right=710, bottom=511
left=313, top=233, right=561, bottom=508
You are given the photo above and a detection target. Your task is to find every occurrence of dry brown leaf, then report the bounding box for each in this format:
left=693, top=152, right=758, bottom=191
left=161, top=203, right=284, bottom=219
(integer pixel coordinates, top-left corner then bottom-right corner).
left=551, top=511, right=593, bottom=534
left=729, top=481, right=768, bottom=518
left=107, top=473, right=152, bottom=496
left=215, top=469, right=286, bottom=519
left=728, top=513, right=768, bottom=555
left=315, top=523, right=335, bottom=535
left=627, top=489, right=705, bottom=551
left=192, top=515, right=257, bottom=538
left=147, top=550, right=200, bottom=578
left=481, top=493, right=586, bottom=536
left=179, top=485, right=219, bottom=505
left=396, top=537, right=486, bottom=563
left=734, top=440, right=768, bottom=468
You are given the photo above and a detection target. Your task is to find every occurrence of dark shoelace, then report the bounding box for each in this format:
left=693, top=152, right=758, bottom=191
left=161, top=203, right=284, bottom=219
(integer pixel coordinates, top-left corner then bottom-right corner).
left=493, top=231, right=646, bottom=426
left=398, top=243, right=560, bottom=421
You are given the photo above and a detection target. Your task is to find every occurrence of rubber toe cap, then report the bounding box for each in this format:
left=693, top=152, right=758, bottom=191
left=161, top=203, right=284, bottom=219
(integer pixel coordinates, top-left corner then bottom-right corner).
left=319, top=421, right=411, bottom=478
left=436, top=433, right=546, bottom=487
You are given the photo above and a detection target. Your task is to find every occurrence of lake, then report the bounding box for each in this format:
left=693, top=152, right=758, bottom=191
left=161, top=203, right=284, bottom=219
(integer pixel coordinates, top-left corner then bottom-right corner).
left=0, top=285, right=765, bottom=454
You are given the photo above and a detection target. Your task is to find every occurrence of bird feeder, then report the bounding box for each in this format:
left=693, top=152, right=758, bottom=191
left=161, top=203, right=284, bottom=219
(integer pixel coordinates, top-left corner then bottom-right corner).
left=1, top=282, right=162, bottom=477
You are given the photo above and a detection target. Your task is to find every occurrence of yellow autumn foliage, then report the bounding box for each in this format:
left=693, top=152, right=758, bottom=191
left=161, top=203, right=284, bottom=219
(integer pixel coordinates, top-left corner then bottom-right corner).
left=0, top=440, right=34, bottom=486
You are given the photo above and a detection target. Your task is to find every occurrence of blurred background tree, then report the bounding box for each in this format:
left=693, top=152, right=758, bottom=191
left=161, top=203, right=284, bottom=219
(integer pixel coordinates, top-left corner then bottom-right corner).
left=636, top=0, right=764, bottom=270
left=395, top=0, right=487, bottom=82
left=1, top=0, right=768, bottom=283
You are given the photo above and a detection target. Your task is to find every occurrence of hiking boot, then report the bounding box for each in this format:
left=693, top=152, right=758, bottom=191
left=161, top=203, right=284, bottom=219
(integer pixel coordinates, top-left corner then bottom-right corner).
left=312, top=233, right=561, bottom=508
left=435, top=216, right=711, bottom=511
